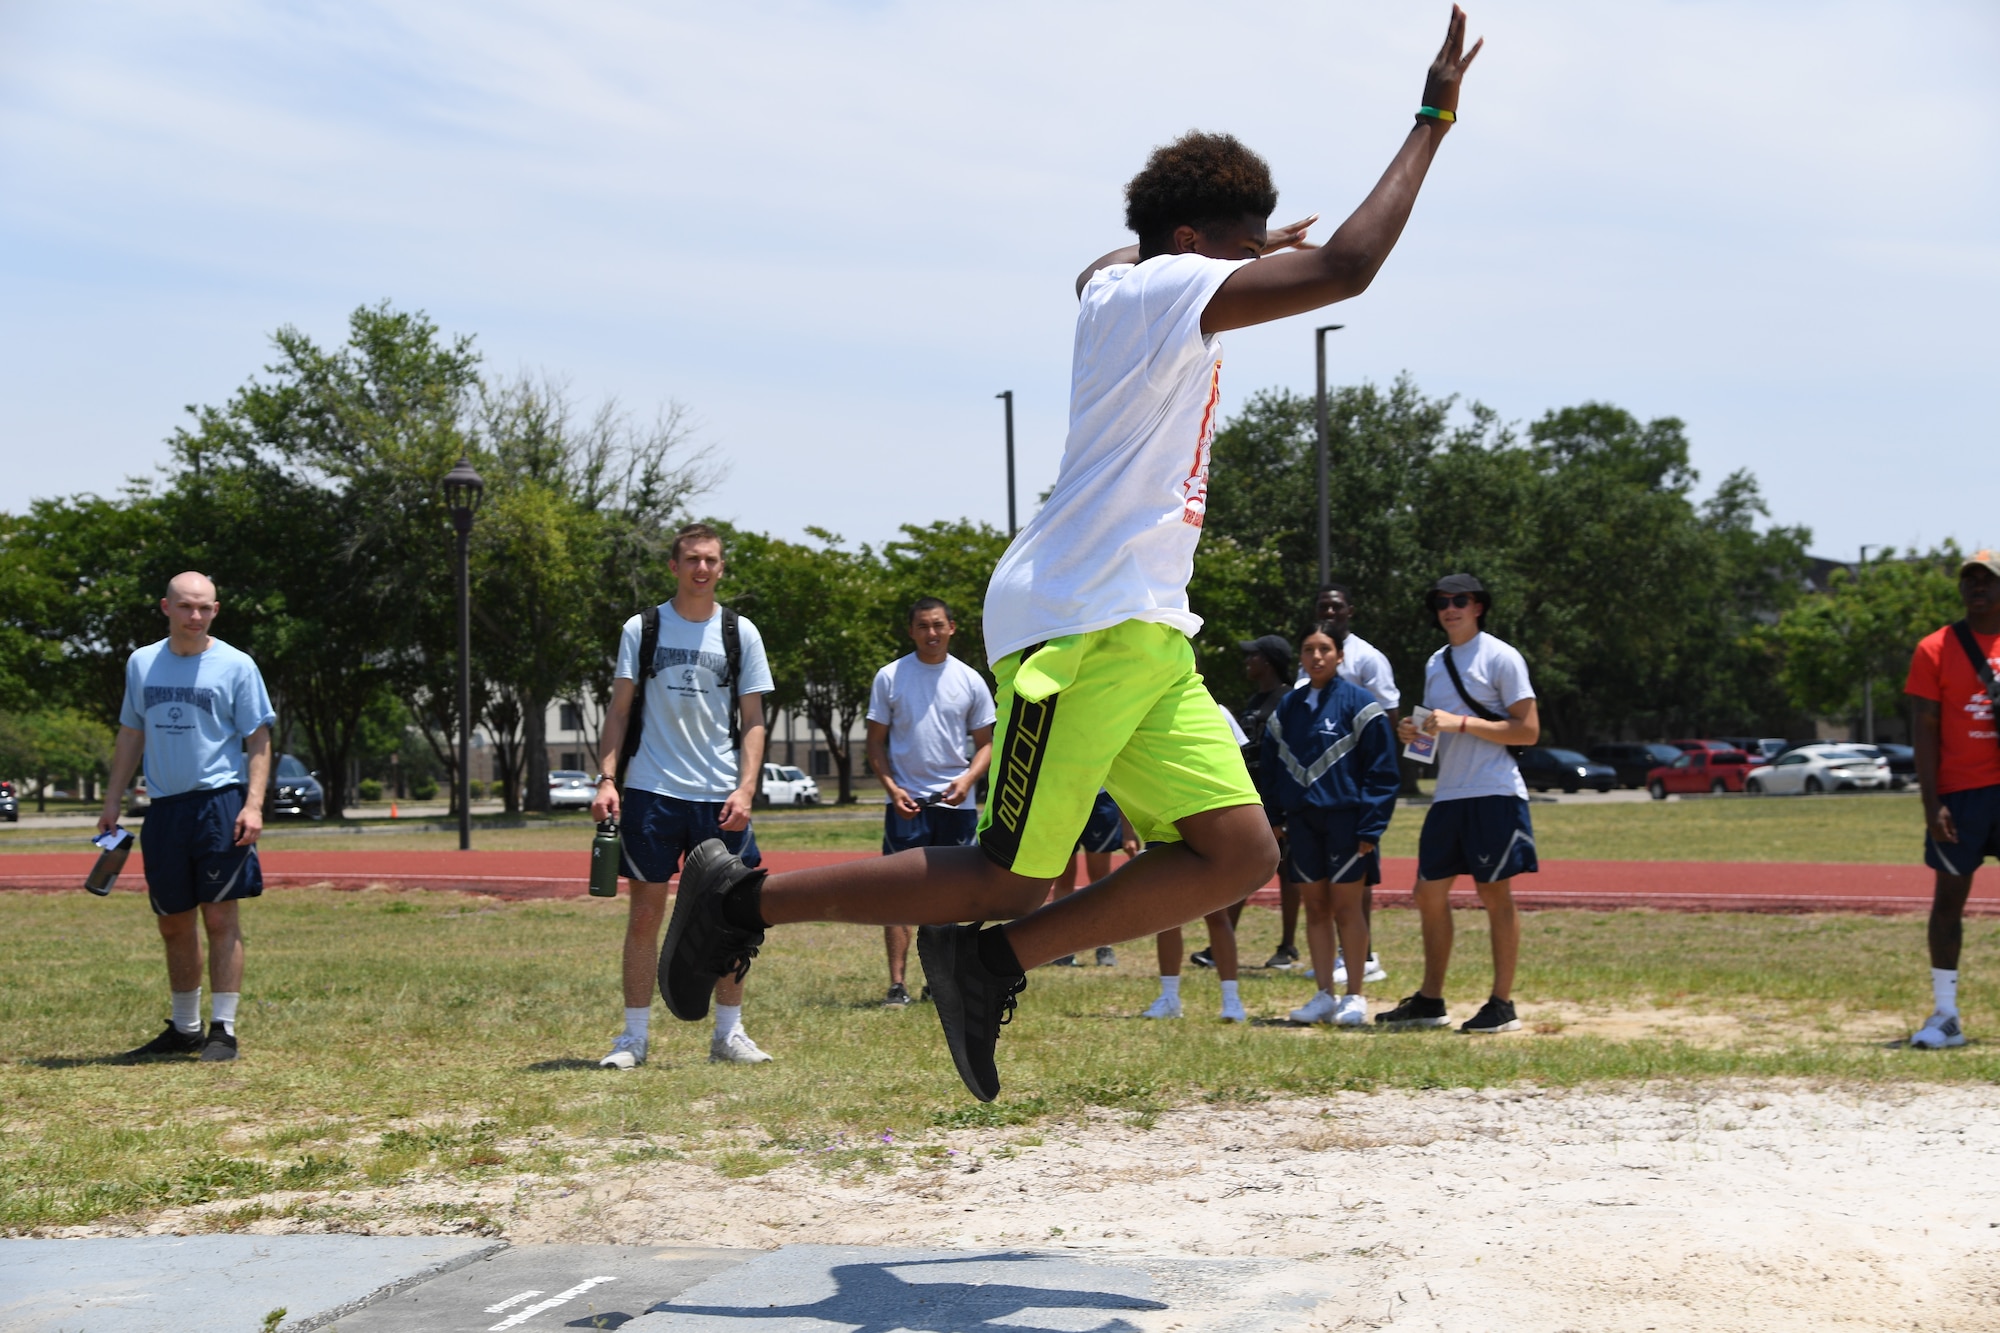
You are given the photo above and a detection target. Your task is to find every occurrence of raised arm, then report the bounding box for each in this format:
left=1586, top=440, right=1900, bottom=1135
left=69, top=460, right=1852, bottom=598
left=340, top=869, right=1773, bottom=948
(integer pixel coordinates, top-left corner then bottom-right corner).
left=1200, top=4, right=1482, bottom=335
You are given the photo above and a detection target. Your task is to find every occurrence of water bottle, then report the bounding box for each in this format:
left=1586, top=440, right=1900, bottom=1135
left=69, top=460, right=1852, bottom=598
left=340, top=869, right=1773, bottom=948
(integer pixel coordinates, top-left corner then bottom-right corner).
left=589, top=818, right=622, bottom=898
left=86, top=828, right=135, bottom=897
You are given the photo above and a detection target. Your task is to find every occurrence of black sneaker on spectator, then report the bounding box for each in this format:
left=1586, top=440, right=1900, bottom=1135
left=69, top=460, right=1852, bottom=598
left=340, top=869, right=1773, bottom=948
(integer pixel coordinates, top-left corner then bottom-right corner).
left=1375, top=992, right=1451, bottom=1029
left=1189, top=948, right=1216, bottom=969
left=1262, top=943, right=1300, bottom=969
left=119, top=1021, right=204, bottom=1061
left=1047, top=954, right=1079, bottom=967
left=916, top=924, right=1027, bottom=1103
left=1094, top=946, right=1117, bottom=967
left=199, top=1024, right=238, bottom=1062
left=884, top=983, right=912, bottom=1007
left=1459, top=996, right=1520, bottom=1034
left=657, top=839, right=767, bottom=1022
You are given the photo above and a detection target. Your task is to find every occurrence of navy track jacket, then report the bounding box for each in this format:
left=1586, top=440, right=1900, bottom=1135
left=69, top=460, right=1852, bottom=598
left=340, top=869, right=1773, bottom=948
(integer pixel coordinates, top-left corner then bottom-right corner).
left=1257, top=677, right=1401, bottom=842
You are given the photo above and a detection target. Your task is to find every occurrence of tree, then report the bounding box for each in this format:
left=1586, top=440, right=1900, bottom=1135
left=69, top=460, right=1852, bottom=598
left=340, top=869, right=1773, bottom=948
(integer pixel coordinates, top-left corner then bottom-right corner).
left=0, top=708, right=111, bottom=811
left=1771, top=549, right=1962, bottom=731
left=879, top=520, right=1012, bottom=680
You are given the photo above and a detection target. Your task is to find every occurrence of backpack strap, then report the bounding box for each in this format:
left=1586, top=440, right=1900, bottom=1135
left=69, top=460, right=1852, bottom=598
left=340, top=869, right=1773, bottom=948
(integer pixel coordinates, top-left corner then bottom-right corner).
left=616, top=604, right=661, bottom=786
left=721, top=606, right=743, bottom=753
left=1442, top=644, right=1526, bottom=760
left=1950, top=620, right=2000, bottom=753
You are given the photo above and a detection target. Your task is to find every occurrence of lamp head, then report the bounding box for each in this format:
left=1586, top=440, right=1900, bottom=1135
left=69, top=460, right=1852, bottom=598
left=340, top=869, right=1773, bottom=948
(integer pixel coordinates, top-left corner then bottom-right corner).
left=443, top=457, right=485, bottom=533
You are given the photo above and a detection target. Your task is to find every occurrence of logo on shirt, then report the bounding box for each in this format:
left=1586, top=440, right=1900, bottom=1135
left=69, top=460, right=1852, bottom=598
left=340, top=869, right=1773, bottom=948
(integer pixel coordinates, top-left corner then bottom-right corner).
left=651, top=646, right=733, bottom=690
left=143, top=685, right=217, bottom=719
left=1180, top=359, right=1223, bottom=527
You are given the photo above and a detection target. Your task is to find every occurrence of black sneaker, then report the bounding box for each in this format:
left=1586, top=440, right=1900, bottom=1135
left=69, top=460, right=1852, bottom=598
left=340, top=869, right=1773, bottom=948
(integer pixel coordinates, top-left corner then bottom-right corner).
left=884, top=983, right=912, bottom=1007
left=1094, top=946, right=1117, bottom=967
left=1189, top=948, right=1216, bottom=969
left=1459, top=996, right=1520, bottom=1034
left=1262, top=943, right=1300, bottom=969
left=657, top=839, right=767, bottom=1022
left=200, top=1023, right=238, bottom=1062
left=1047, top=954, right=1079, bottom=967
left=119, top=1021, right=205, bottom=1061
left=916, top=924, right=1027, bottom=1103
left=918, top=985, right=933, bottom=1003
left=1375, top=992, right=1451, bottom=1029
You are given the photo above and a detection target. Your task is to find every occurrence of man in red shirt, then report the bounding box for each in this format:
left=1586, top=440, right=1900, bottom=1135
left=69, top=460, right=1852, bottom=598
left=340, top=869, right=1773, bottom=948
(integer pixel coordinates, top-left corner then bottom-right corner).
left=1904, top=551, right=2000, bottom=1048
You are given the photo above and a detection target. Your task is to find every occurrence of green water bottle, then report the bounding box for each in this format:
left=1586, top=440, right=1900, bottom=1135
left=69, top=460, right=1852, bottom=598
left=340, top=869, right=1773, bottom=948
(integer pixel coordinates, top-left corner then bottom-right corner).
left=589, top=818, right=621, bottom=898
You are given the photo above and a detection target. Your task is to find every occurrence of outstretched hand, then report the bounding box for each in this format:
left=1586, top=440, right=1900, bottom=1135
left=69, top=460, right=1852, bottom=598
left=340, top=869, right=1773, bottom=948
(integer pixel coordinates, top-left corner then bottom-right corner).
left=1259, top=214, right=1319, bottom=255
left=1421, top=4, right=1483, bottom=119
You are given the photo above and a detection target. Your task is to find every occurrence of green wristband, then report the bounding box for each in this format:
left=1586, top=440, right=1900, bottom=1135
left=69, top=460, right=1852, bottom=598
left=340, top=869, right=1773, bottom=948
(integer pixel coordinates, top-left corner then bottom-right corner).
left=1417, top=106, right=1456, bottom=123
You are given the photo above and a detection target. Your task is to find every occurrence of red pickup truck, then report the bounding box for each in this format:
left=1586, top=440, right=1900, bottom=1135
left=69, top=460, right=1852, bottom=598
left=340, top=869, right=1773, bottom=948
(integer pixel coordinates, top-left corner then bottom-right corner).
left=1646, top=749, right=1753, bottom=798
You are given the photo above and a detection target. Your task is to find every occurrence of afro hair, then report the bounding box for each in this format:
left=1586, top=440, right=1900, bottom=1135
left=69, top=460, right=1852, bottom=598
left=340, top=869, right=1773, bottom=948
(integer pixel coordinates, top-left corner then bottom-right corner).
left=1123, top=131, right=1278, bottom=251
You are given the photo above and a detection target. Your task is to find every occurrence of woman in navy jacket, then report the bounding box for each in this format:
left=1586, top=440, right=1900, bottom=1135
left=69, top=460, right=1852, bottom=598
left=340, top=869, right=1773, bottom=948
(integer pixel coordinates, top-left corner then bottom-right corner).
left=1258, top=623, right=1402, bottom=1027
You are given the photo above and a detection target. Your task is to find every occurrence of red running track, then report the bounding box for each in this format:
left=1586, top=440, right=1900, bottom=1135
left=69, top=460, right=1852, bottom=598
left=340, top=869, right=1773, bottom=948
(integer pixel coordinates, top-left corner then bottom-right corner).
left=2, top=849, right=1992, bottom=915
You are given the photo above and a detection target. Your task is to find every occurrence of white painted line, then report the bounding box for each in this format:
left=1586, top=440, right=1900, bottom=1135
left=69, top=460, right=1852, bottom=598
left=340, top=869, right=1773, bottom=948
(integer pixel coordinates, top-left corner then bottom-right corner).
left=488, top=1276, right=617, bottom=1330
left=483, top=1290, right=543, bottom=1313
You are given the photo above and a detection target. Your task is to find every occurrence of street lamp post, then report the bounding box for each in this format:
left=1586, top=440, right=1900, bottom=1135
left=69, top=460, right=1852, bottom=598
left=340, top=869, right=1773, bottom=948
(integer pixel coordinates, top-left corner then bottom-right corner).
left=996, top=390, right=1017, bottom=537
left=1858, top=544, right=1877, bottom=744
left=1313, top=325, right=1345, bottom=587
left=443, top=457, right=485, bottom=851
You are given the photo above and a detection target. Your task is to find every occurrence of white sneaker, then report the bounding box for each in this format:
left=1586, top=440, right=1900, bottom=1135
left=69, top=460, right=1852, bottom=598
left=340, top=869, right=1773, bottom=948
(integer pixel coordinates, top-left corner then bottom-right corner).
left=1142, top=993, right=1183, bottom=1020
left=1289, top=990, right=1339, bottom=1025
left=599, top=1033, right=647, bottom=1069
left=1363, top=954, right=1388, bottom=984
left=710, top=1028, right=774, bottom=1063
left=1910, top=1011, right=1966, bottom=1049
left=1333, top=994, right=1369, bottom=1027
left=1219, top=994, right=1247, bottom=1023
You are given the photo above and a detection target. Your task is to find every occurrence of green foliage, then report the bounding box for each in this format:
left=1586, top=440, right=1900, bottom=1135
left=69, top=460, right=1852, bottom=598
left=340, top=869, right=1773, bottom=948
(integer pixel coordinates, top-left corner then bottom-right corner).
left=1769, top=550, right=1963, bottom=723
left=0, top=708, right=112, bottom=808
left=356, top=778, right=384, bottom=802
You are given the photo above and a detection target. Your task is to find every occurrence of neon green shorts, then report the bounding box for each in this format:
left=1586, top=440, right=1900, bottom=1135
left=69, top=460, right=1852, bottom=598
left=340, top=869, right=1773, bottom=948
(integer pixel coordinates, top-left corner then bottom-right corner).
left=977, top=619, right=1261, bottom=880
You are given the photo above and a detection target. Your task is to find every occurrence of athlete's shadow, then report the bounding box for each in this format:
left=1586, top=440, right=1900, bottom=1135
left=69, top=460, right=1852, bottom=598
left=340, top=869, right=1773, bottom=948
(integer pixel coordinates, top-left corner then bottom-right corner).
left=647, top=1251, right=1166, bottom=1332
left=527, top=1058, right=608, bottom=1071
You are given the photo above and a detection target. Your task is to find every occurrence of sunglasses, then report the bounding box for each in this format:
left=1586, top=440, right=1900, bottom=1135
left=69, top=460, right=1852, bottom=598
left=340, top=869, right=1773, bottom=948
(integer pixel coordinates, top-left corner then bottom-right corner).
left=1431, top=592, right=1478, bottom=610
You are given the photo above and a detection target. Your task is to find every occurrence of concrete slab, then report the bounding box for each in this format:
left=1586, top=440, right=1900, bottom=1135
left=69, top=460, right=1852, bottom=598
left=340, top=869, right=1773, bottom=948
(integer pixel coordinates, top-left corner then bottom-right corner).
left=329, top=1245, right=750, bottom=1333
left=627, top=1245, right=1328, bottom=1333
left=0, top=1235, right=502, bottom=1333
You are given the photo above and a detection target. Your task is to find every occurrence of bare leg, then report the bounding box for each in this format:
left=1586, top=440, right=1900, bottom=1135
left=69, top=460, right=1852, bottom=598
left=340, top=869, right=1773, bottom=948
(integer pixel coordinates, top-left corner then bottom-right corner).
left=157, top=910, right=203, bottom=993
left=1225, top=897, right=1246, bottom=929
left=1156, top=926, right=1182, bottom=977
left=624, top=882, right=670, bottom=1008
left=1414, top=876, right=1457, bottom=999
left=1279, top=876, right=1301, bottom=952
left=1204, top=908, right=1238, bottom=981
left=200, top=901, right=243, bottom=993
left=1361, top=884, right=1374, bottom=952
left=1331, top=882, right=1370, bottom=996
left=1476, top=879, right=1520, bottom=1000
left=1049, top=854, right=1081, bottom=903
left=759, top=804, right=1277, bottom=971
left=1298, top=880, right=1334, bottom=986
left=1082, top=850, right=1114, bottom=884
left=884, top=926, right=911, bottom=986
left=1929, top=872, right=1977, bottom=969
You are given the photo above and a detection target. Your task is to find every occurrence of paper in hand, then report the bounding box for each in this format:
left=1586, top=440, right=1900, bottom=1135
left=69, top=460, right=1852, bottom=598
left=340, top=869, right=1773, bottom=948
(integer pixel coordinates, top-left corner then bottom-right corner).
left=1403, top=706, right=1438, bottom=765
left=92, top=828, right=127, bottom=852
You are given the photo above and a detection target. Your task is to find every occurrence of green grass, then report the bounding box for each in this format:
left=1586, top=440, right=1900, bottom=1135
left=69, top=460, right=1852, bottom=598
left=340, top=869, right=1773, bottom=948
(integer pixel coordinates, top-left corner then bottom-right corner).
left=1, top=883, right=1991, bottom=1232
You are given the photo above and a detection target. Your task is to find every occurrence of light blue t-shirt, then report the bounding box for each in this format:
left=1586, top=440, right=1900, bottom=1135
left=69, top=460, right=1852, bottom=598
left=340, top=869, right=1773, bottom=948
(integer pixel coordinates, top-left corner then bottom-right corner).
left=615, top=603, right=774, bottom=802
left=119, top=637, right=277, bottom=799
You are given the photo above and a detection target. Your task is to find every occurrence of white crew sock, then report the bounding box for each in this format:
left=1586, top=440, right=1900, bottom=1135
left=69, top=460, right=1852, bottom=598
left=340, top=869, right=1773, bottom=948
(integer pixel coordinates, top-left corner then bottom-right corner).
left=623, top=1006, right=651, bottom=1041
left=1157, top=974, right=1181, bottom=1002
left=1220, top=980, right=1240, bottom=1006
left=1933, top=968, right=1960, bottom=1018
left=171, top=989, right=202, bottom=1035
left=714, top=1003, right=743, bottom=1041
left=210, top=992, right=240, bottom=1035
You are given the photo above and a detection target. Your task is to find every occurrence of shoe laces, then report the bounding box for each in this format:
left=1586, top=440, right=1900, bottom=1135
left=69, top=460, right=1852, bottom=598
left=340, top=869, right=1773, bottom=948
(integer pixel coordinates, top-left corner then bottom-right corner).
left=996, top=972, right=1027, bottom=1027
left=721, top=939, right=760, bottom=985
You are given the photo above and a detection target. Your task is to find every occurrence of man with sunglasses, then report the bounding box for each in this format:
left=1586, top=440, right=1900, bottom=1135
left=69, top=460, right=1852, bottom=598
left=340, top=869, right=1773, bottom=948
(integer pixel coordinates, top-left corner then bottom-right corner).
left=1388, top=573, right=1538, bottom=1034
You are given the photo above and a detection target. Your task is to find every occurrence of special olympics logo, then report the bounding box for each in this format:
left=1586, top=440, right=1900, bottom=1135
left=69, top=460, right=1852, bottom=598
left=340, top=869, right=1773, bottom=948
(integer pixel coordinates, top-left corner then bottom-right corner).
left=168, top=706, right=184, bottom=724
left=681, top=669, right=699, bottom=687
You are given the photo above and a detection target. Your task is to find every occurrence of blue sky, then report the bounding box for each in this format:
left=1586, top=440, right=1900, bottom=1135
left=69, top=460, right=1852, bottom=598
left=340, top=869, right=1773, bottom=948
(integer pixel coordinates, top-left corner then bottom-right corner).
left=2, top=1, right=1995, bottom=564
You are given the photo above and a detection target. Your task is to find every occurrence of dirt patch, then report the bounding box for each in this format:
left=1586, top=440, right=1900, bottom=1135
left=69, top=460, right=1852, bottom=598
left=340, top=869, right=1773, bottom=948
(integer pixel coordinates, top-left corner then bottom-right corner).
left=50, top=1080, right=2000, bottom=1331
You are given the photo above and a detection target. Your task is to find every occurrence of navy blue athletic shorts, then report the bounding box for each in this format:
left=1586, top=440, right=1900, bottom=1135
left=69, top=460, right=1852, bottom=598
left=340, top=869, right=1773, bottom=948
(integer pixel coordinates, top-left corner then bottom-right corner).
left=1417, top=794, right=1538, bottom=884
left=620, top=788, right=760, bottom=883
left=1285, top=807, right=1383, bottom=885
left=1076, top=790, right=1124, bottom=855
left=140, top=785, right=264, bottom=916
left=1926, top=785, right=2000, bottom=877
left=882, top=803, right=980, bottom=853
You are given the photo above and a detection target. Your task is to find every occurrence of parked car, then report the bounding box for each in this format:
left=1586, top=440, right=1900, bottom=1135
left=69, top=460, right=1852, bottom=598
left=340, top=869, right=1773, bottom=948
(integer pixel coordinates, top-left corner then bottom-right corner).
left=757, top=763, right=820, bottom=807
left=1716, top=736, right=1789, bottom=762
left=1516, top=747, right=1618, bottom=794
left=1647, top=748, right=1755, bottom=799
left=1668, top=738, right=1739, bottom=754
left=267, top=754, right=326, bottom=820
left=1852, top=743, right=1915, bottom=790
left=547, top=769, right=596, bottom=810
left=1587, top=742, right=1686, bottom=789
left=125, top=778, right=151, bottom=816
left=1744, top=744, right=1891, bottom=795
left=0, top=779, right=16, bottom=823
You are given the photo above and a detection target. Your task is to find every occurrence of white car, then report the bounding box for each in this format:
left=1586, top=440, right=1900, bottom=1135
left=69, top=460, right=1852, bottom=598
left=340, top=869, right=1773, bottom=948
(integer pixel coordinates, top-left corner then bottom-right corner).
left=758, top=763, right=820, bottom=807
left=547, top=770, right=597, bottom=810
left=1745, top=745, right=1891, bottom=795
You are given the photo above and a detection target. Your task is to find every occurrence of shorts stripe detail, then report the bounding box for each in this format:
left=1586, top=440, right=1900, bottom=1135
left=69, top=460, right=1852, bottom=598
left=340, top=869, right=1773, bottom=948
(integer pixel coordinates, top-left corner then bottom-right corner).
left=1328, top=850, right=1365, bottom=885
left=980, top=690, right=1059, bottom=871
left=210, top=848, right=252, bottom=902
left=1483, top=828, right=1536, bottom=883
left=1930, top=841, right=1966, bottom=877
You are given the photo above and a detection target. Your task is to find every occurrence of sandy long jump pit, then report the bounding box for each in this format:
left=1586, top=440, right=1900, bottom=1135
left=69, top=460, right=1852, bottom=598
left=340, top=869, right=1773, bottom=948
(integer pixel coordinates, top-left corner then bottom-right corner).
left=110, top=1079, right=2000, bottom=1331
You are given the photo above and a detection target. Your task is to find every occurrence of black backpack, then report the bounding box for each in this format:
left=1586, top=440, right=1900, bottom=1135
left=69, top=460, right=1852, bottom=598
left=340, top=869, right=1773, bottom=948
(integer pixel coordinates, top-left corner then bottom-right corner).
left=616, top=604, right=746, bottom=786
